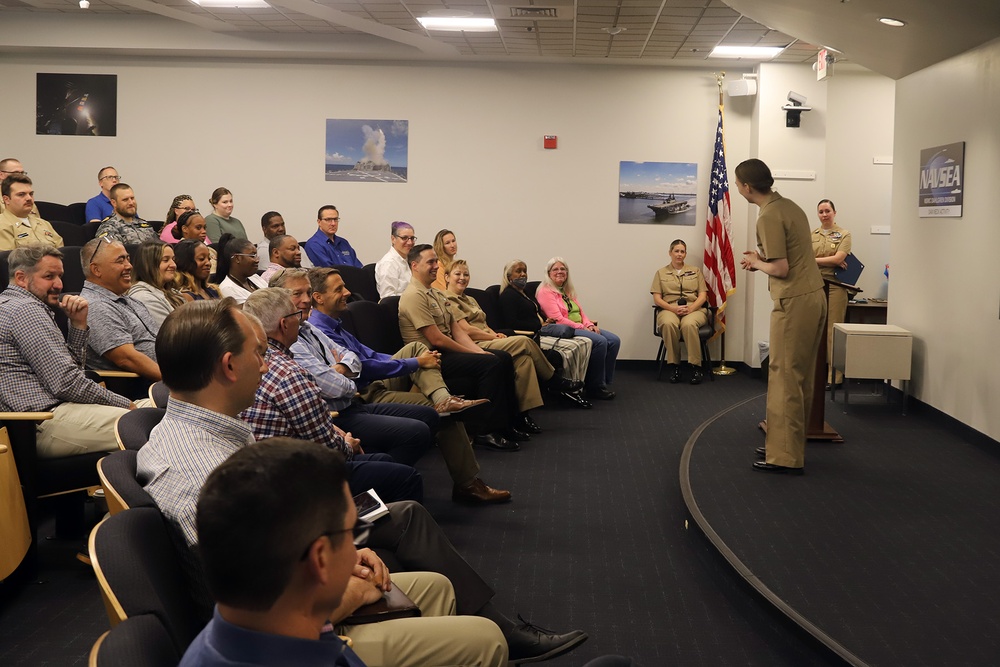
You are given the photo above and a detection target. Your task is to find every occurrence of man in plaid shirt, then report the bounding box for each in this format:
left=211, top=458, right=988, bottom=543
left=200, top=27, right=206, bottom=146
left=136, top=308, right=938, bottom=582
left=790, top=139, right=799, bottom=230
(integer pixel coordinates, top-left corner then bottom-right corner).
left=239, top=287, right=422, bottom=504
left=0, top=244, right=133, bottom=457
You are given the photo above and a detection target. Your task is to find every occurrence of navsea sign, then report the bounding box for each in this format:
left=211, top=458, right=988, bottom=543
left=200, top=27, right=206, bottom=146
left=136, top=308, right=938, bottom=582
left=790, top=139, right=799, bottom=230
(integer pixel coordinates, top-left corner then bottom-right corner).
left=918, top=142, right=964, bottom=218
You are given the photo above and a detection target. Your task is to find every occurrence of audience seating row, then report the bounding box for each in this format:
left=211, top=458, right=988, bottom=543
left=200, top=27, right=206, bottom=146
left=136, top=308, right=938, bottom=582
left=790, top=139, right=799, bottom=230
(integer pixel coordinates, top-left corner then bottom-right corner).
left=335, top=262, right=379, bottom=302
left=36, top=200, right=87, bottom=227
left=88, top=506, right=204, bottom=654
left=88, top=612, right=179, bottom=667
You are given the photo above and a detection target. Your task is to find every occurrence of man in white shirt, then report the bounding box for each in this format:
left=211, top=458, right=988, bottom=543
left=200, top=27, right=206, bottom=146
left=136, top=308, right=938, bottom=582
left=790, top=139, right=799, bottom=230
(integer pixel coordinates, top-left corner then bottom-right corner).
left=374, top=221, right=416, bottom=299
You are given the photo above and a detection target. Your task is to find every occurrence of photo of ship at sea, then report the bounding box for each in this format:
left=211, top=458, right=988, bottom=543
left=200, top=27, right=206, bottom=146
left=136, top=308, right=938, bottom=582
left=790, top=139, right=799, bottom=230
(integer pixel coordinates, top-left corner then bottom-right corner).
left=618, top=160, right=697, bottom=225
left=325, top=119, right=408, bottom=183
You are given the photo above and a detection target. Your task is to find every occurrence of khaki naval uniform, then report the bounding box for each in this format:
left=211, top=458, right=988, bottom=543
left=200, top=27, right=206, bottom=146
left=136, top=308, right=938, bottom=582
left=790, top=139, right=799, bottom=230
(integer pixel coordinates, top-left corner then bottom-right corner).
left=445, top=291, right=552, bottom=412
left=0, top=208, right=64, bottom=250
left=650, top=264, right=710, bottom=365
left=757, top=192, right=826, bottom=468
left=812, top=224, right=853, bottom=383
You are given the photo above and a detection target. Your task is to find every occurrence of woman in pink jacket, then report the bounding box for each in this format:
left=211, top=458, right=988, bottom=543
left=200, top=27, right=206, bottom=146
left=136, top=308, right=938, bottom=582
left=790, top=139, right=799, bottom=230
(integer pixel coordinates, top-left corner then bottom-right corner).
left=536, top=257, right=620, bottom=400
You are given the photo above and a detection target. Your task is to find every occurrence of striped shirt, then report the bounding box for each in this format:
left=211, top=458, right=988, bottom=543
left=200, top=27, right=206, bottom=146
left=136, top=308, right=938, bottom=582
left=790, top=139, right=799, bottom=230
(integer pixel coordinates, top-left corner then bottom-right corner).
left=137, top=397, right=253, bottom=547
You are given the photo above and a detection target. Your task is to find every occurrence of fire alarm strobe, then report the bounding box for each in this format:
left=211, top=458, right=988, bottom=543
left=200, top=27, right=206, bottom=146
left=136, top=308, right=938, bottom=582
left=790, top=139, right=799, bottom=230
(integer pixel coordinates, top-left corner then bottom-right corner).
left=544, top=135, right=557, bottom=149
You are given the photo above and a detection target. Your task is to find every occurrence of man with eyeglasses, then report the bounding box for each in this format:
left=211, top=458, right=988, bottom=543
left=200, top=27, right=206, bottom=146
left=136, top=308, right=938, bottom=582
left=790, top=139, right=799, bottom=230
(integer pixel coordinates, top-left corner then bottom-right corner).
left=85, top=166, right=119, bottom=223
left=80, top=236, right=162, bottom=381
left=0, top=158, right=39, bottom=216
left=1, top=174, right=64, bottom=250
left=241, top=287, right=423, bottom=505
left=181, top=438, right=508, bottom=667
left=304, top=204, right=363, bottom=269
left=143, top=299, right=587, bottom=667
left=94, top=182, right=158, bottom=245
left=374, top=221, right=416, bottom=299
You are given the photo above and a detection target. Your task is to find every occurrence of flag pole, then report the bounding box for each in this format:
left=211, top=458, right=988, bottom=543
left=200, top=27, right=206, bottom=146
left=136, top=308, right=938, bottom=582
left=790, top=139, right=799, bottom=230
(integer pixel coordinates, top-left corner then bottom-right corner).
left=712, top=72, right=736, bottom=376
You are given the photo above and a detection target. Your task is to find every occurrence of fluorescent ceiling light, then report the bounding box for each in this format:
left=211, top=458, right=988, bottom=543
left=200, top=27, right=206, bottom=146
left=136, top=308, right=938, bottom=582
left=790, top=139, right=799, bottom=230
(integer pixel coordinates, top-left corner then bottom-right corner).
left=417, top=16, right=497, bottom=32
left=191, top=0, right=270, bottom=7
left=709, top=45, right=785, bottom=59
left=878, top=17, right=906, bottom=27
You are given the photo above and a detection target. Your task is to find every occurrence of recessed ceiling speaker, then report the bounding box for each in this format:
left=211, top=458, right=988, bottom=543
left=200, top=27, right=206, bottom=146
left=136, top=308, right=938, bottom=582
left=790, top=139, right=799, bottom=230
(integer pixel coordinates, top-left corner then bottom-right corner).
left=727, top=79, right=758, bottom=97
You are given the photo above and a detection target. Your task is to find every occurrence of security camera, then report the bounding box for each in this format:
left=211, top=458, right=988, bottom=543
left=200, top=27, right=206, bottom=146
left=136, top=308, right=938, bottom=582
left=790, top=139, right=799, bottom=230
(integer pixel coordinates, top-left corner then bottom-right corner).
left=787, top=91, right=807, bottom=106
left=79, top=0, right=90, bottom=8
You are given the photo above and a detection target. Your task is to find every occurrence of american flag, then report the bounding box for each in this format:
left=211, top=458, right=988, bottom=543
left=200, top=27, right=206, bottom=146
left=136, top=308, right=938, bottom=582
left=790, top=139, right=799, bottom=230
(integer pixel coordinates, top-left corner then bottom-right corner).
left=703, top=105, right=736, bottom=337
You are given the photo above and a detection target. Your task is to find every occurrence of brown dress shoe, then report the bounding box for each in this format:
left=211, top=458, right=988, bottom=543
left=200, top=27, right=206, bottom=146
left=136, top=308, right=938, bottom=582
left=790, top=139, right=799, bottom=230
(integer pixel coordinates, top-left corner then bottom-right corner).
left=452, top=478, right=512, bottom=504
left=434, top=396, right=490, bottom=416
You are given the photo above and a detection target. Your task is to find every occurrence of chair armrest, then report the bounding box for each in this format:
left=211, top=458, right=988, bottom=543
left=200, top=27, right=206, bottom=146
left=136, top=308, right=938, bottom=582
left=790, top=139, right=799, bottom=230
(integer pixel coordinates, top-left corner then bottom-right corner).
left=0, top=412, right=54, bottom=421
left=513, top=330, right=536, bottom=336
left=93, top=371, right=142, bottom=379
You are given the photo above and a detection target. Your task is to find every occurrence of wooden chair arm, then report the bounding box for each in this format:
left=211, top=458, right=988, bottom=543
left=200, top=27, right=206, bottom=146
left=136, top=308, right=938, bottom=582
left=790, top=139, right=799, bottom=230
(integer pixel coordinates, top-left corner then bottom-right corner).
left=0, top=412, right=54, bottom=421
left=93, top=371, right=142, bottom=379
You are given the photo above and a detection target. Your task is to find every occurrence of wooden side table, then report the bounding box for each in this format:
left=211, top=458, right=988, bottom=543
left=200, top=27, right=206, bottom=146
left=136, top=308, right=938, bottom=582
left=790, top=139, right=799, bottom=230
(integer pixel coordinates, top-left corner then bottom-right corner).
left=832, top=323, right=912, bottom=413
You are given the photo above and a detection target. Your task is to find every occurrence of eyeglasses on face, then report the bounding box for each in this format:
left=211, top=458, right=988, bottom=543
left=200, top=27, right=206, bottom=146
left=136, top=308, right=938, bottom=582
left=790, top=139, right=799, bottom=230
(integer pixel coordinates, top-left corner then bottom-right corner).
left=321, top=217, right=340, bottom=223
left=282, top=309, right=304, bottom=324
left=233, top=253, right=259, bottom=261
left=100, top=174, right=121, bottom=182
left=299, top=517, right=373, bottom=559
left=395, top=235, right=417, bottom=243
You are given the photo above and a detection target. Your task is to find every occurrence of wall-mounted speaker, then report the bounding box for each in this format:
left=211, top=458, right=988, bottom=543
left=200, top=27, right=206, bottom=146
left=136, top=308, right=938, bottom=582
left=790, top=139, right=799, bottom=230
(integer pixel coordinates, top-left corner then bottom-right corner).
left=727, top=79, right=757, bottom=97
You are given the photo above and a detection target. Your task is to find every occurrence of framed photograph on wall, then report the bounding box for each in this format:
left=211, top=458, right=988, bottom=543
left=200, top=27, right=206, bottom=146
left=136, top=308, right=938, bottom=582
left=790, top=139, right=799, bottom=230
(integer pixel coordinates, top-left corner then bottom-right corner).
left=619, top=161, right=697, bottom=225
left=326, top=119, right=408, bottom=182
left=36, top=73, right=117, bottom=136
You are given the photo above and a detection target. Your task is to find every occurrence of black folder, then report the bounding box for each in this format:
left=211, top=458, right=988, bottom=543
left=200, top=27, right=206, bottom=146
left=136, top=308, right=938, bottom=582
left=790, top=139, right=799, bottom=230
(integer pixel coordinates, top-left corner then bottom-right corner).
left=834, top=253, right=864, bottom=287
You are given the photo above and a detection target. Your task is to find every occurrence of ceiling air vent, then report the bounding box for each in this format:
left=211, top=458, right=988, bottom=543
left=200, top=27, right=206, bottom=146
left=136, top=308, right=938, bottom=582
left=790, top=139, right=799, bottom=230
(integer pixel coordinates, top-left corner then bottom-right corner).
left=509, top=7, right=560, bottom=19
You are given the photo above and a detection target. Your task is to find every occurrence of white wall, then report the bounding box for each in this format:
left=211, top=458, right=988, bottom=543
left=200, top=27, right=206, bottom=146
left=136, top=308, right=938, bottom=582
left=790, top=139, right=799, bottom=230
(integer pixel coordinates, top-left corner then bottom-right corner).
left=737, top=63, right=895, bottom=366
left=891, top=37, right=1000, bottom=439
left=1, top=53, right=894, bottom=367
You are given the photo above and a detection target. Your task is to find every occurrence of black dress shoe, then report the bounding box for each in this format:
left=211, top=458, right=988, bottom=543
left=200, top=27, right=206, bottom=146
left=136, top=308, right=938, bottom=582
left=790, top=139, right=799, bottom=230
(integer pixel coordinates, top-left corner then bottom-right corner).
left=518, top=413, right=543, bottom=434
left=547, top=373, right=585, bottom=394
left=561, top=390, right=592, bottom=409
left=690, top=368, right=703, bottom=385
left=752, top=461, right=804, bottom=475
left=474, top=433, right=520, bottom=452
left=668, top=364, right=681, bottom=384
left=755, top=446, right=766, bottom=459
left=504, top=426, right=531, bottom=442
left=506, top=615, right=588, bottom=664
left=587, top=387, right=616, bottom=400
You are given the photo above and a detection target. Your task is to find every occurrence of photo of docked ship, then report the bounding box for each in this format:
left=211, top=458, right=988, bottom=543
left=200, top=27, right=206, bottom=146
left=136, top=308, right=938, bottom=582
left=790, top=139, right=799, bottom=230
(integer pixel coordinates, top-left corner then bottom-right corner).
left=618, top=160, right=698, bottom=225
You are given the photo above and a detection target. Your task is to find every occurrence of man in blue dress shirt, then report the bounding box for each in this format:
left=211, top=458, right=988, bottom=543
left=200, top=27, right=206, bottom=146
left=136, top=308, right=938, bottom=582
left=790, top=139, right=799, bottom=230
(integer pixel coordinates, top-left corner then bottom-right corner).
left=85, top=165, right=118, bottom=223
left=304, top=205, right=363, bottom=268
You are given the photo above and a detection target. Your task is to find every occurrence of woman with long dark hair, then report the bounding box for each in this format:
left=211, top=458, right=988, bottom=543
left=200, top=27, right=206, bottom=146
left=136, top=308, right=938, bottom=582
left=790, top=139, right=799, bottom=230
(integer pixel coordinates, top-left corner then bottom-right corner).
left=174, top=238, right=221, bottom=301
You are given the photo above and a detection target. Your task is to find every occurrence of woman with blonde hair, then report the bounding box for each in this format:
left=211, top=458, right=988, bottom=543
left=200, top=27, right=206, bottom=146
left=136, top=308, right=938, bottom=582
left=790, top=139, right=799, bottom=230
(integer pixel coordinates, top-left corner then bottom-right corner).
left=536, top=257, right=620, bottom=400
left=444, top=259, right=583, bottom=433
left=431, top=228, right=458, bottom=291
